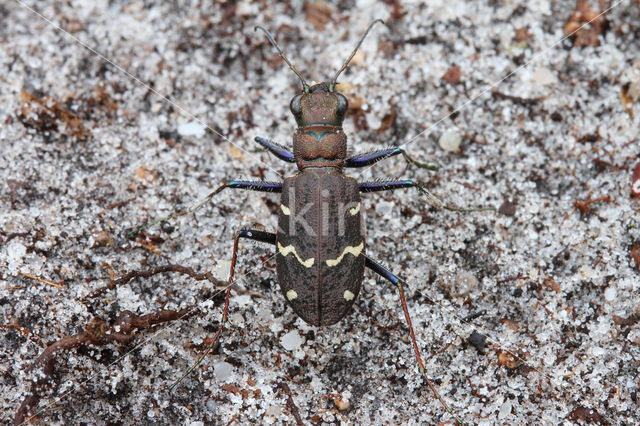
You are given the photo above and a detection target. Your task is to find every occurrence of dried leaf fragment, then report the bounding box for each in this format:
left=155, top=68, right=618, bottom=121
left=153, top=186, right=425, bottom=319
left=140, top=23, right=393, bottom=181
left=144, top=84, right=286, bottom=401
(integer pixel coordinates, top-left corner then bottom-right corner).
left=135, top=165, right=157, bottom=183
left=514, top=27, right=532, bottom=43
left=543, top=277, right=562, bottom=292
left=228, top=143, right=245, bottom=160
left=305, top=2, right=335, bottom=31
left=498, top=200, right=517, bottom=217
left=19, top=90, right=89, bottom=139
left=497, top=350, right=518, bottom=369
left=568, top=405, right=606, bottom=424
left=442, top=65, right=462, bottom=85
left=629, top=242, right=640, bottom=270
left=612, top=312, right=640, bottom=327
left=563, top=0, right=608, bottom=47
left=573, top=195, right=612, bottom=214
left=631, top=161, right=640, bottom=198
left=620, top=84, right=635, bottom=118
left=377, top=101, right=396, bottom=133
left=221, top=383, right=241, bottom=394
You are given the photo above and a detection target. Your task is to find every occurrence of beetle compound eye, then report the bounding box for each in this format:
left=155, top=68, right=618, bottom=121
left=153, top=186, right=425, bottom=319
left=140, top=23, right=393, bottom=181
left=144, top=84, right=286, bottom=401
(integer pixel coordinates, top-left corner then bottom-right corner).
left=336, top=94, right=348, bottom=117
left=290, top=94, right=303, bottom=117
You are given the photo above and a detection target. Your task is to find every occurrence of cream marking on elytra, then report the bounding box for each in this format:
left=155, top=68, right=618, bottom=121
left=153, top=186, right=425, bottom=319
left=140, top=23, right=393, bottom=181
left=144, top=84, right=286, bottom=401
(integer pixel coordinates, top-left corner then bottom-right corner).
left=343, top=290, right=355, bottom=301
left=286, top=289, right=298, bottom=301
left=325, top=242, right=364, bottom=267
left=280, top=204, right=291, bottom=216
left=277, top=242, right=315, bottom=267
left=349, top=202, right=360, bottom=216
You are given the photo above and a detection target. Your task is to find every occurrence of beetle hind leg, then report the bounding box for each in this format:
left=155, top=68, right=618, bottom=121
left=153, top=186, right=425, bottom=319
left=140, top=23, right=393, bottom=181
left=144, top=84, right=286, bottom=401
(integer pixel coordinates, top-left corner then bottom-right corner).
left=365, top=256, right=462, bottom=425
left=170, top=229, right=276, bottom=390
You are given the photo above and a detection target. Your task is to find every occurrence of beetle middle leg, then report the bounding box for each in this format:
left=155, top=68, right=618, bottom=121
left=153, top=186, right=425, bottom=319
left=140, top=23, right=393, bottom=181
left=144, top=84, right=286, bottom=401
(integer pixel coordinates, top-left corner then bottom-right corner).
left=364, top=256, right=461, bottom=424
left=171, top=229, right=276, bottom=389
left=345, top=148, right=438, bottom=170
left=359, top=180, right=493, bottom=213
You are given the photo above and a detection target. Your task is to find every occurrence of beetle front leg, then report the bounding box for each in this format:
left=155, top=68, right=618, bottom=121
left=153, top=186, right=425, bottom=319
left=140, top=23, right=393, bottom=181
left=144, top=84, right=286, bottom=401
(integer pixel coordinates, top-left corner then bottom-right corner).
left=345, top=148, right=438, bottom=170
left=359, top=180, right=493, bottom=213
left=129, top=181, right=283, bottom=235
left=365, top=256, right=462, bottom=425
left=255, top=136, right=295, bottom=163
left=170, top=229, right=276, bottom=389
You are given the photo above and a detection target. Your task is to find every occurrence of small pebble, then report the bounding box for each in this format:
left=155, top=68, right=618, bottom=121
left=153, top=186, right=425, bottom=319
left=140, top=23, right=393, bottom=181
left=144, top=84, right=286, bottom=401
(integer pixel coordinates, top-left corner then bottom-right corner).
left=213, top=361, right=233, bottom=381
left=604, top=286, right=617, bottom=302
left=532, top=67, right=555, bottom=85
left=280, top=330, right=305, bottom=351
left=177, top=121, right=206, bottom=138
left=334, top=397, right=350, bottom=411
left=452, top=271, right=478, bottom=297
left=438, top=129, right=462, bottom=153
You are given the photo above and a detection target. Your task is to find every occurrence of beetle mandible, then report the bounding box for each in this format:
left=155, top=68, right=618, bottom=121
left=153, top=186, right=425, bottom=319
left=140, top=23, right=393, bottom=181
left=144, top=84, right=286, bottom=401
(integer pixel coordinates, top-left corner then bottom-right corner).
left=171, top=20, right=487, bottom=422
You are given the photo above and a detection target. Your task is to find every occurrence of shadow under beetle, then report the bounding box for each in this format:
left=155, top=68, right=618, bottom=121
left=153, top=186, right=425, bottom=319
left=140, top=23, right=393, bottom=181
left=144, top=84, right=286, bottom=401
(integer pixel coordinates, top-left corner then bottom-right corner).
left=166, top=20, right=490, bottom=424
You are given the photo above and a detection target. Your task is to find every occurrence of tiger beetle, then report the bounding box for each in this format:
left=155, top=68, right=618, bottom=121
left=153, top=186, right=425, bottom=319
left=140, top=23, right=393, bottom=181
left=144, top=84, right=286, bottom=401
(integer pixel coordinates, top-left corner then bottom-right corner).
left=161, top=19, right=490, bottom=424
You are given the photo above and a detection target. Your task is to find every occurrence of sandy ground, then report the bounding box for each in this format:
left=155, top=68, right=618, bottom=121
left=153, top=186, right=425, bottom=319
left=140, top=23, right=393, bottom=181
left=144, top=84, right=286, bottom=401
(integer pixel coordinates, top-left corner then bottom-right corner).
left=2, top=0, right=640, bottom=424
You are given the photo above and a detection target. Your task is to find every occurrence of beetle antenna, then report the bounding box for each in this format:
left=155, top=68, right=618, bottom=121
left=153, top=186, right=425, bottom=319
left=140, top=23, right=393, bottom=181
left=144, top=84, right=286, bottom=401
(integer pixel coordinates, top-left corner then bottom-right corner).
left=330, top=19, right=384, bottom=91
left=255, top=26, right=310, bottom=92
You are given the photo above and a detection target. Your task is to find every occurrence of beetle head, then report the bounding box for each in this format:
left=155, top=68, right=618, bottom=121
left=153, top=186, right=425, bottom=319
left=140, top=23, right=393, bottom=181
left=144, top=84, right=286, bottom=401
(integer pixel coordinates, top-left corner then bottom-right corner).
left=255, top=20, right=383, bottom=170
left=290, top=82, right=348, bottom=127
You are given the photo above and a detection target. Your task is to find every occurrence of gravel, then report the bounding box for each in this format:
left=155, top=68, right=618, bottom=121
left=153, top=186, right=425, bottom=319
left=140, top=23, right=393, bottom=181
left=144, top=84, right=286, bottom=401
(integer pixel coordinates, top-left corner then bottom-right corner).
left=2, top=0, right=639, bottom=424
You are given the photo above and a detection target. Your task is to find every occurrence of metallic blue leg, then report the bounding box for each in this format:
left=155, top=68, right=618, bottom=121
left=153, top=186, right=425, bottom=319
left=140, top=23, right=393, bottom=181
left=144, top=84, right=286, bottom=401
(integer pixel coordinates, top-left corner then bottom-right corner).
left=235, top=229, right=276, bottom=245
left=359, top=180, right=414, bottom=193
left=226, top=180, right=282, bottom=193
left=365, top=256, right=399, bottom=285
left=345, top=148, right=438, bottom=170
left=255, top=136, right=295, bottom=163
